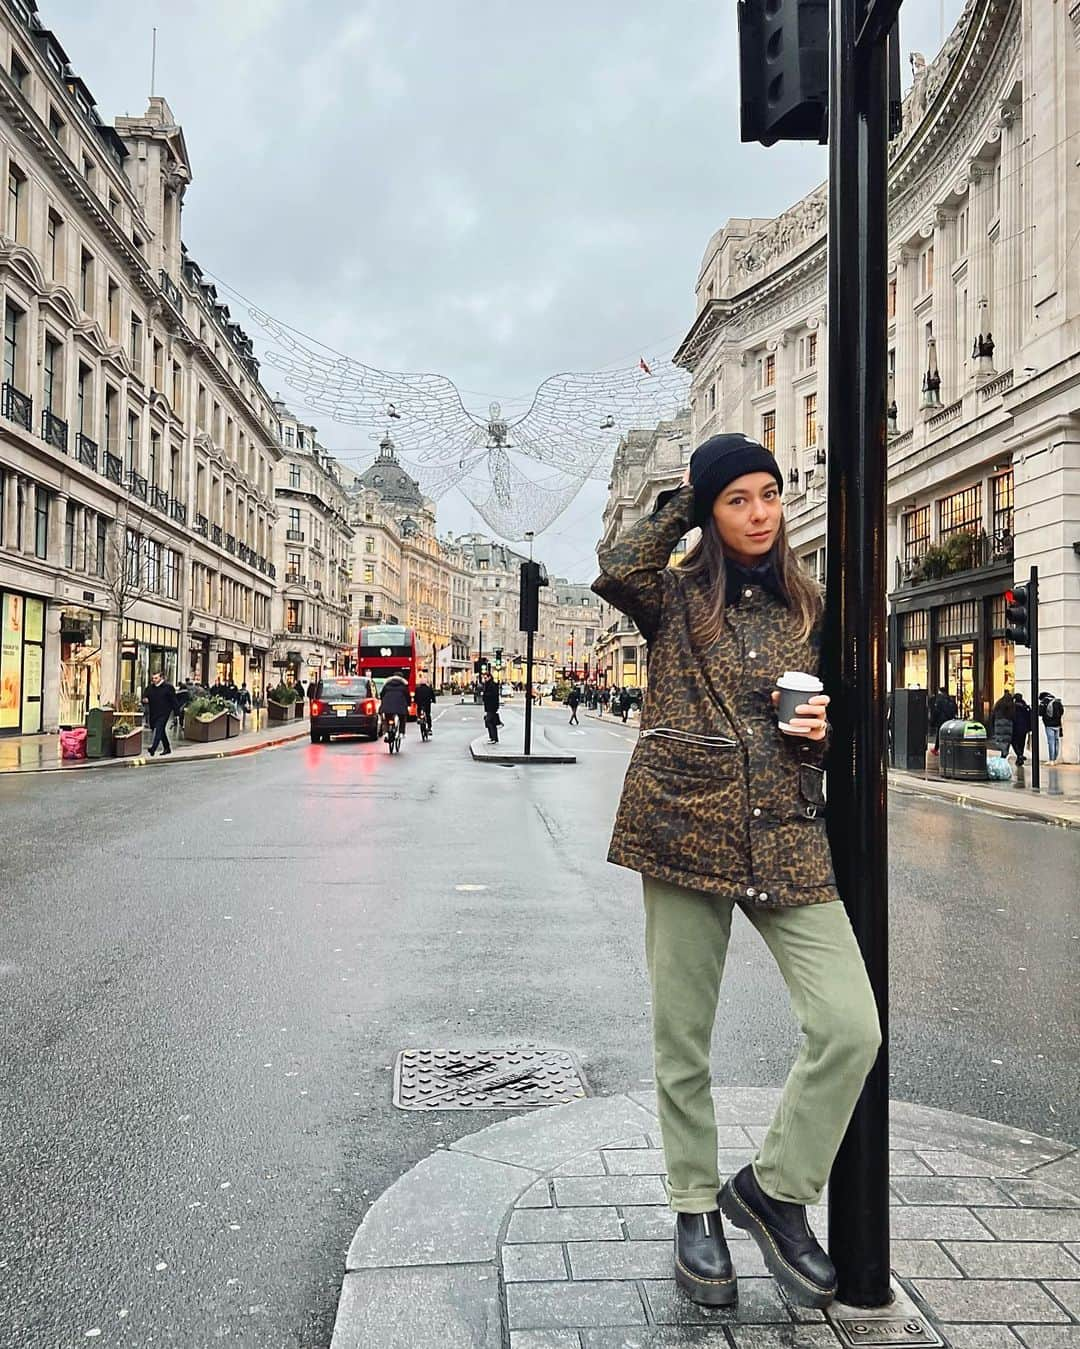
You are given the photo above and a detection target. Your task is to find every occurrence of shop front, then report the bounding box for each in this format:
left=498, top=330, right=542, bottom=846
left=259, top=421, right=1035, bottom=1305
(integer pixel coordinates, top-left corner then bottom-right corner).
left=59, top=607, right=103, bottom=728
left=0, top=590, right=46, bottom=735
left=120, top=620, right=179, bottom=699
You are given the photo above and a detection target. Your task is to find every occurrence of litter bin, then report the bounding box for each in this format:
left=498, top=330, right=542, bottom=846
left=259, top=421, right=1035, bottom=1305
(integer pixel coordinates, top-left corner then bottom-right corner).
left=84, top=707, right=115, bottom=759
left=938, top=719, right=987, bottom=781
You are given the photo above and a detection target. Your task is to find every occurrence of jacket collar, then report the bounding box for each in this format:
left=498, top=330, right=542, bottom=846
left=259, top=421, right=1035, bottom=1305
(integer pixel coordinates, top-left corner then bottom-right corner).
left=724, top=557, right=789, bottom=608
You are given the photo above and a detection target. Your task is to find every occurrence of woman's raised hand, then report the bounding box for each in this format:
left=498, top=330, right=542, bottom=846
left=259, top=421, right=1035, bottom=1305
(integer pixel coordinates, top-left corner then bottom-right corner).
left=771, top=691, right=830, bottom=742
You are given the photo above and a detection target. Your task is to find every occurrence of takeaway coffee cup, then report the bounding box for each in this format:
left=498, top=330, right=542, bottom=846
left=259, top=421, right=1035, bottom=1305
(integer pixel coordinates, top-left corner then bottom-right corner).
left=775, top=671, right=825, bottom=733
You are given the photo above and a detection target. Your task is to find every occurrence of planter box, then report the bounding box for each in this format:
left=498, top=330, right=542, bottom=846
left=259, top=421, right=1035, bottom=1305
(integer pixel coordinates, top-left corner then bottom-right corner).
left=113, top=729, right=143, bottom=758
left=184, top=711, right=227, bottom=743
left=225, top=714, right=242, bottom=738
left=267, top=699, right=295, bottom=722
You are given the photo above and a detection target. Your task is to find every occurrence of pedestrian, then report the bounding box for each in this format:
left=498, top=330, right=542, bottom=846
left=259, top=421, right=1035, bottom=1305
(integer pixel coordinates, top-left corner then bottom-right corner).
left=931, top=688, right=957, bottom=755
left=1039, top=691, right=1065, bottom=763
left=239, top=682, right=252, bottom=715
left=481, top=673, right=501, bottom=743
left=593, top=433, right=880, bottom=1312
left=142, top=669, right=180, bottom=757
left=991, top=689, right=1015, bottom=761
left=610, top=688, right=622, bottom=720
left=173, top=679, right=191, bottom=735
left=620, top=687, right=631, bottom=724
left=1011, top=692, right=1032, bottom=766
left=567, top=684, right=581, bottom=725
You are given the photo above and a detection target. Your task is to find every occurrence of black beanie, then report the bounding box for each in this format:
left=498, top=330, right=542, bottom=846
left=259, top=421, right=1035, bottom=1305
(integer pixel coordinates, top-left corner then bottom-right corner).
left=689, top=433, right=783, bottom=527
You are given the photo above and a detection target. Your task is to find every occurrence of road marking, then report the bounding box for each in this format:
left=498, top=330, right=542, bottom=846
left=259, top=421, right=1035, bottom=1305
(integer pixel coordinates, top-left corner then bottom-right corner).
left=455, top=884, right=488, bottom=892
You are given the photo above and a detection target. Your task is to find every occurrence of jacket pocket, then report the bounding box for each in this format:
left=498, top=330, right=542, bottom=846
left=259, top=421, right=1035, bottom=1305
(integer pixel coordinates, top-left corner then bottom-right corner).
left=636, top=728, right=737, bottom=781
left=798, top=765, right=826, bottom=818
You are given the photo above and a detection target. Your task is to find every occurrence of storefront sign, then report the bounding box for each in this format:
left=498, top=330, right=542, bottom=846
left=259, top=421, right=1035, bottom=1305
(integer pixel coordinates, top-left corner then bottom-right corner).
left=1, top=594, right=24, bottom=730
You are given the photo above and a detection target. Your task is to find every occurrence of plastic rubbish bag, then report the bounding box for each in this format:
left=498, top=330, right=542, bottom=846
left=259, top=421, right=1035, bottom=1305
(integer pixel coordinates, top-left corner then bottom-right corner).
left=986, top=755, right=1013, bottom=781
left=60, top=727, right=88, bottom=760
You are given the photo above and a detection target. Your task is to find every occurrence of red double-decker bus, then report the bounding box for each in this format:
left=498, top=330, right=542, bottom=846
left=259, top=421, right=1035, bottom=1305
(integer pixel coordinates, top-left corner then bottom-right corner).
left=358, top=625, right=418, bottom=716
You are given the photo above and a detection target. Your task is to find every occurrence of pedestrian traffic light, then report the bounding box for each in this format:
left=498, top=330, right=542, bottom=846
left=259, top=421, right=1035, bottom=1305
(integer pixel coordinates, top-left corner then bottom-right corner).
left=1004, top=584, right=1031, bottom=647
left=737, top=0, right=828, bottom=147
left=519, top=560, right=549, bottom=633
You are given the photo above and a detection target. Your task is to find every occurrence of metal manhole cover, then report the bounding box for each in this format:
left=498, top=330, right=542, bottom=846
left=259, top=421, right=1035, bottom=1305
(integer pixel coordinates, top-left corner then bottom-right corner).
left=393, top=1047, right=589, bottom=1110
left=832, top=1317, right=943, bottom=1349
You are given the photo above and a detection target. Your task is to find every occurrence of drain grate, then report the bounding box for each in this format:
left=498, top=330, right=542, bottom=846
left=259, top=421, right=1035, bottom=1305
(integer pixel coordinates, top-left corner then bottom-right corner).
left=393, top=1047, right=588, bottom=1110
left=831, top=1317, right=943, bottom=1349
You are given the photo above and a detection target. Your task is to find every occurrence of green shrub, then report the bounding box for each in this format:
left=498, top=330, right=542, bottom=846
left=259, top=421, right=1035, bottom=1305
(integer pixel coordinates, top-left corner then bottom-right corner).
left=268, top=682, right=299, bottom=704
left=185, top=694, right=229, bottom=719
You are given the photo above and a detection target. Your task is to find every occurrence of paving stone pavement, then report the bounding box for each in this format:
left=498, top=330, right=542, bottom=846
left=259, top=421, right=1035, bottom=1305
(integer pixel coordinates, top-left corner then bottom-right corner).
left=329, top=1089, right=1080, bottom=1349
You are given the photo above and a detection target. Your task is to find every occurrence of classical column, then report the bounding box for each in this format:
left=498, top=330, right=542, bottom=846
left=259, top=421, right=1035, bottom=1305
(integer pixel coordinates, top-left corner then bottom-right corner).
left=42, top=601, right=63, bottom=732
left=893, top=249, right=917, bottom=431
left=932, top=210, right=958, bottom=403
left=2, top=468, right=18, bottom=547
left=20, top=476, right=36, bottom=556
left=48, top=490, right=67, bottom=568
left=997, top=103, right=1023, bottom=366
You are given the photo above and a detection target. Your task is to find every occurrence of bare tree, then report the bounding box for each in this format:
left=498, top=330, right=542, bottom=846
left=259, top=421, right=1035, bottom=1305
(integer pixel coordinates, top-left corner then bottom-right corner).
left=102, top=506, right=169, bottom=705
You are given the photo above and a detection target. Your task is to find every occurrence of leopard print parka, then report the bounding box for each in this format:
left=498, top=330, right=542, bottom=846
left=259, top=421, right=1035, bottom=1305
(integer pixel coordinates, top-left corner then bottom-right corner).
left=592, top=484, right=836, bottom=908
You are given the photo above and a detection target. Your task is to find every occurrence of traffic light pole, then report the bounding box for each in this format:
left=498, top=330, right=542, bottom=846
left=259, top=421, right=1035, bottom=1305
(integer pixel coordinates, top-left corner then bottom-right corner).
left=1030, top=565, right=1040, bottom=793
left=822, top=0, right=895, bottom=1310
left=524, top=629, right=535, bottom=757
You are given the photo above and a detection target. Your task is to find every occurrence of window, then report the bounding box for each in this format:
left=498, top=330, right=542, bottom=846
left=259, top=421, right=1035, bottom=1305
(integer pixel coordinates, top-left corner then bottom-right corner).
left=10, top=51, right=29, bottom=91
left=921, top=244, right=934, bottom=293
left=887, top=277, right=897, bottom=320
left=804, top=392, right=818, bottom=447
left=125, top=529, right=140, bottom=585
left=107, top=279, right=120, bottom=338
left=149, top=429, right=161, bottom=486
left=46, top=209, right=62, bottom=279
left=284, top=426, right=295, bottom=447
left=937, top=484, right=982, bottom=541
left=364, top=536, right=375, bottom=554
left=764, top=353, right=776, bottom=388
left=104, top=386, right=119, bottom=455
left=124, top=408, right=137, bottom=468
left=152, top=339, right=164, bottom=389
left=197, top=384, right=207, bottom=429
left=806, top=332, right=817, bottom=367
left=95, top=516, right=108, bottom=577
left=7, top=163, right=26, bottom=242
left=992, top=470, right=1013, bottom=541
left=108, top=190, right=120, bottom=220
left=958, top=208, right=969, bottom=256
left=164, top=548, right=179, bottom=600
left=171, top=362, right=182, bottom=409
left=363, top=563, right=375, bottom=584
left=48, top=105, right=65, bottom=145
left=81, top=154, right=96, bottom=189
left=708, top=383, right=717, bottom=413
left=938, top=600, right=977, bottom=639
left=34, top=486, right=49, bottom=559
left=903, top=506, right=930, bottom=564
left=901, top=611, right=928, bottom=645
left=64, top=500, right=76, bottom=568
left=363, top=594, right=374, bottom=616
left=169, top=446, right=179, bottom=499
left=143, top=537, right=160, bottom=592
left=286, top=599, right=302, bottom=632
left=289, top=464, right=301, bottom=489
left=77, top=363, right=92, bottom=433
left=287, top=550, right=301, bottom=578
left=761, top=410, right=776, bottom=454
left=43, top=335, right=61, bottom=413
left=129, top=313, right=142, bottom=374
left=3, top=300, right=22, bottom=388
left=80, top=249, right=94, bottom=313
left=288, top=507, right=301, bottom=534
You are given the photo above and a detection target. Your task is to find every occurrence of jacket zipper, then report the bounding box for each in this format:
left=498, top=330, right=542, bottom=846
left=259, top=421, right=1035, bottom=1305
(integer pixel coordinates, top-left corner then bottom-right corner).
left=640, top=727, right=738, bottom=748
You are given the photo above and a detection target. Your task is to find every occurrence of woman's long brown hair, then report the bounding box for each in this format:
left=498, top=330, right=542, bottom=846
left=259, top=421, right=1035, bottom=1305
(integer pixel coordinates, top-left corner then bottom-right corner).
left=679, top=515, right=823, bottom=650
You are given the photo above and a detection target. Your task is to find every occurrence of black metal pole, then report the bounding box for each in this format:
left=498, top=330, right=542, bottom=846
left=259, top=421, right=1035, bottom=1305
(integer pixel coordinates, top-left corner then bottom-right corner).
left=1030, top=565, right=1040, bottom=793
left=524, top=628, right=535, bottom=756
left=823, top=0, right=892, bottom=1310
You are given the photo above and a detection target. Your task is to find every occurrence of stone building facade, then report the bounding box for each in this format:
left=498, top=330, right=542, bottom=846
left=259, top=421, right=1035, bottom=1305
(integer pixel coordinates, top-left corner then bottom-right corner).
left=0, top=5, right=281, bottom=734
left=672, top=0, right=1078, bottom=760
left=271, top=402, right=351, bottom=685
left=593, top=413, right=691, bottom=690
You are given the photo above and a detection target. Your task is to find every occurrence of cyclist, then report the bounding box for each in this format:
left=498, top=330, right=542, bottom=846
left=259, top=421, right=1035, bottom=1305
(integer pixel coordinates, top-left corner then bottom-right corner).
left=414, top=675, right=435, bottom=737
left=379, top=674, right=410, bottom=746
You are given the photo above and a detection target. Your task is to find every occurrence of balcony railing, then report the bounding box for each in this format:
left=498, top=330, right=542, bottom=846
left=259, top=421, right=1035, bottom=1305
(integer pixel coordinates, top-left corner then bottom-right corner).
left=268, top=563, right=276, bottom=580
left=286, top=622, right=303, bottom=634
left=170, top=498, right=187, bottom=525
left=127, top=470, right=148, bottom=500
left=286, top=573, right=306, bottom=586
left=41, top=408, right=68, bottom=452
left=981, top=369, right=1014, bottom=401
left=2, top=381, right=32, bottom=432
left=286, top=529, right=305, bottom=542
left=194, top=513, right=209, bottom=537
left=151, top=484, right=170, bottom=512
left=76, top=433, right=98, bottom=469
left=895, top=529, right=1014, bottom=590
left=312, top=579, right=322, bottom=593
left=237, top=542, right=251, bottom=564
left=258, top=556, right=268, bottom=574
left=158, top=268, right=183, bottom=311
left=225, top=533, right=237, bottom=554
left=104, top=452, right=123, bottom=484
left=210, top=524, right=223, bottom=546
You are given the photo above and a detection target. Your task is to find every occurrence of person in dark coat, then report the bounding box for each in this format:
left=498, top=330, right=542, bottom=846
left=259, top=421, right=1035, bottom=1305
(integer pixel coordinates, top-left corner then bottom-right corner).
left=594, top=433, right=880, bottom=1312
left=931, top=688, right=958, bottom=754
left=567, top=685, right=582, bottom=725
left=379, top=674, right=410, bottom=741
left=1011, top=693, right=1032, bottom=766
left=481, top=675, right=501, bottom=743
left=142, top=670, right=180, bottom=756
left=991, top=690, right=1015, bottom=760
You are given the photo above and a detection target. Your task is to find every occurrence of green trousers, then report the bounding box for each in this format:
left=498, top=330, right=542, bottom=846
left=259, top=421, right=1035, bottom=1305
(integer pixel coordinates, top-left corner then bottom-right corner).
left=643, top=876, right=881, bottom=1213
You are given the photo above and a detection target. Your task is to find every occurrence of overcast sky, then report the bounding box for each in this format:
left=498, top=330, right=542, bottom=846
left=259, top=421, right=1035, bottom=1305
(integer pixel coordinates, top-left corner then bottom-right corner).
left=47, top=0, right=965, bottom=579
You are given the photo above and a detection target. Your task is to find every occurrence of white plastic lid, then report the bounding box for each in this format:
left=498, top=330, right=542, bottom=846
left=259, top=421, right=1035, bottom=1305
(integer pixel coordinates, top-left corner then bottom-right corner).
left=776, top=670, right=824, bottom=691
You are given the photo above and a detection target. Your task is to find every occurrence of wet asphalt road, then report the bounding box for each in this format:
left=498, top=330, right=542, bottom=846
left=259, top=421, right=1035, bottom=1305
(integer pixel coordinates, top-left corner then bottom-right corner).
left=1, top=701, right=1077, bottom=1347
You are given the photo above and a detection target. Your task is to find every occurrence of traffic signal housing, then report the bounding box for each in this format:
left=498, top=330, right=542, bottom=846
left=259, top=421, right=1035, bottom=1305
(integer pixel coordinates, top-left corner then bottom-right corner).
left=1005, top=584, right=1031, bottom=647
left=738, top=0, right=828, bottom=147
left=519, top=560, right=549, bottom=633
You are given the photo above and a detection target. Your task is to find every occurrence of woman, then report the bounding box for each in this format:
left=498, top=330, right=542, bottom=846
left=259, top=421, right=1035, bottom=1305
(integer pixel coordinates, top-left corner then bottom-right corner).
left=593, top=433, right=880, bottom=1312
left=991, top=690, right=1015, bottom=762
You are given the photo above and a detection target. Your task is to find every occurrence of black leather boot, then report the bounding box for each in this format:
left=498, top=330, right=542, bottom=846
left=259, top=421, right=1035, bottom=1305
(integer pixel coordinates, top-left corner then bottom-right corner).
left=673, top=1209, right=737, bottom=1307
left=719, top=1165, right=836, bottom=1308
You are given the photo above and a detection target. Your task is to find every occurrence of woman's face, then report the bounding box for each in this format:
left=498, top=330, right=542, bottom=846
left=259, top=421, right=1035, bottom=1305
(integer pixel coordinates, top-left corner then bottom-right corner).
left=710, top=471, right=783, bottom=566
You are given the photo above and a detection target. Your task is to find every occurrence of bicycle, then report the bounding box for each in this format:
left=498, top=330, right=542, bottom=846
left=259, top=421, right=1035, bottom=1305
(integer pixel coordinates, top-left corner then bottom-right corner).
left=383, top=713, right=403, bottom=754
left=418, top=708, right=432, bottom=742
